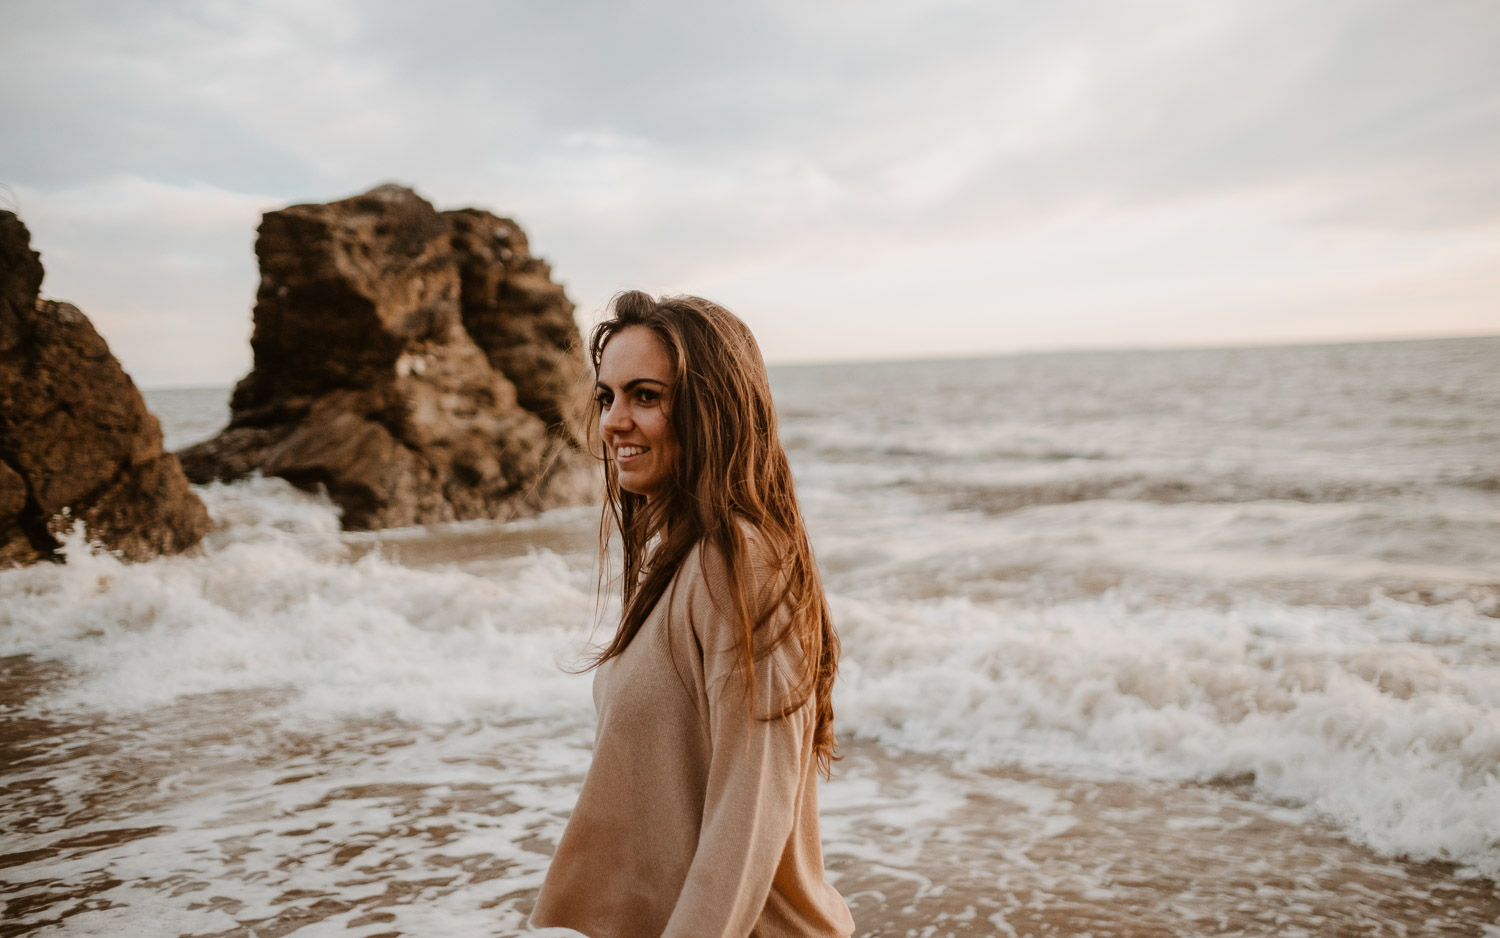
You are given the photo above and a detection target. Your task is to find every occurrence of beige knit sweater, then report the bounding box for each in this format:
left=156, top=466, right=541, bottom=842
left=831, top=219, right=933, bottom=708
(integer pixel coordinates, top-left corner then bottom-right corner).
left=530, top=535, right=854, bottom=938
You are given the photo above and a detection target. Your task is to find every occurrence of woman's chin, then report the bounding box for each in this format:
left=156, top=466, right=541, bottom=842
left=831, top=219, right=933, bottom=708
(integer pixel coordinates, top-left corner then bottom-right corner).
left=619, top=480, right=660, bottom=501
left=618, top=471, right=664, bottom=500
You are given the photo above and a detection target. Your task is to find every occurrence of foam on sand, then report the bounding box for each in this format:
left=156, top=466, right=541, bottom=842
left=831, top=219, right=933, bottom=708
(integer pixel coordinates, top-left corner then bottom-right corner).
left=834, top=588, right=1500, bottom=875
left=0, top=478, right=601, bottom=725
left=3, top=473, right=1497, bottom=881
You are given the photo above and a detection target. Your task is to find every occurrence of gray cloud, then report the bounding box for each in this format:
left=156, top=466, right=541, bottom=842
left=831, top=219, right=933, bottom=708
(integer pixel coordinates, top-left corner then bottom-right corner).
left=9, top=0, right=1496, bottom=221
left=2, top=0, right=1496, bottom=383
left=923, top=0, right=1500, bottom=231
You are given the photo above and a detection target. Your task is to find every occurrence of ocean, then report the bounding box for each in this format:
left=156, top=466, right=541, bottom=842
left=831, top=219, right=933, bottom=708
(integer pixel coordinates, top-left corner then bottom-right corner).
left=3, top=336, right=1498, bottom=936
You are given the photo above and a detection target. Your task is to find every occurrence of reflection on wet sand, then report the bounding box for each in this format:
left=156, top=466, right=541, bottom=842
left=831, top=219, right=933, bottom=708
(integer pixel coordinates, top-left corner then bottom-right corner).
left=824, top=746, right=1499, bottom=937
left=3, top=656, right=1495, bottom=938
left=340, top=507, right=603, bottom=572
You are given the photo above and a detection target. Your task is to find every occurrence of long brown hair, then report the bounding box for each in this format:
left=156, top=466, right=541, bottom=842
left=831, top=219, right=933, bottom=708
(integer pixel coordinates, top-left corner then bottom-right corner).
left=585, top=290, right=840, bottom=777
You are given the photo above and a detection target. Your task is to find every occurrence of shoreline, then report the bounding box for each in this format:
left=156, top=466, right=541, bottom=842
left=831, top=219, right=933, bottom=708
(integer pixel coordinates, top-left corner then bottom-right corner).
left=4, top=654, right=1497, bottom=937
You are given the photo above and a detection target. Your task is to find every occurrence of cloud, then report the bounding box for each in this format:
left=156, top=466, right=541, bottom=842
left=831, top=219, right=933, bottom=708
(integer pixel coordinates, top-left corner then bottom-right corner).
left=2, top=0, right=1497, bottom=384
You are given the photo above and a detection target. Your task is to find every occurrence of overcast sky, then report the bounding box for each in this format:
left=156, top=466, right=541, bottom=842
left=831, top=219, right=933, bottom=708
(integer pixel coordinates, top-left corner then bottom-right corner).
left=4, top=0, right=1498, bottom=387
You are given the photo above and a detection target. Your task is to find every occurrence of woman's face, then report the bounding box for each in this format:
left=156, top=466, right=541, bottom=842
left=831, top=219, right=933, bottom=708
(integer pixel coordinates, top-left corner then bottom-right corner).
left=596, top=326, right=678, bottom=501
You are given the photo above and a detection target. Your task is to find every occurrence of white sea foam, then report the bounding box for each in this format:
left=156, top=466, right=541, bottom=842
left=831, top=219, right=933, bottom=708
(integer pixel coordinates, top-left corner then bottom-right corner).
left=5, top=476, right=1496, bottom=876
left=0, top=478, right=602, bottom=725
left=833, top=588, right=1500, bottom=874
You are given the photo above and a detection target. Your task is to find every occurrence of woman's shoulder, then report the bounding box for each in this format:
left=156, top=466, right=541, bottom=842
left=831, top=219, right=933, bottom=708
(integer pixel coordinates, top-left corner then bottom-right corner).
left=673, top=521, right=797, bottom=647
left=681, top=518, right=788, bottom=588
left=677, top=519, right=814, bottom=683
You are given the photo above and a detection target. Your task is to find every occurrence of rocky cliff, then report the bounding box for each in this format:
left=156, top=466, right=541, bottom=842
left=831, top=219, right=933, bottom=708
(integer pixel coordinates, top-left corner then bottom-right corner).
left=177, top=185, right=595, bottom=529
left=0, top=211, right=211, bottom=566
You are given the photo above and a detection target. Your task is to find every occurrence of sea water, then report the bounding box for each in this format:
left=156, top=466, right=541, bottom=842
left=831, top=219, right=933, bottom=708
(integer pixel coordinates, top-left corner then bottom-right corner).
left=2, top=336, right=1498, bottom=936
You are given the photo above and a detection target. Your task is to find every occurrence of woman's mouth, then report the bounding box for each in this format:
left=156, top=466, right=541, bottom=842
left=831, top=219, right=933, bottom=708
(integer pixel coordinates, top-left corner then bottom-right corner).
left=616, top=445, right=649, bottom=460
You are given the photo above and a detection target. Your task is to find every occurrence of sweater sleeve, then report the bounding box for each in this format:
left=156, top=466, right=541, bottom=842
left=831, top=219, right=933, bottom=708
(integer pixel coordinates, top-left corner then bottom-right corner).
left=660, top=544, right=812, bottom=938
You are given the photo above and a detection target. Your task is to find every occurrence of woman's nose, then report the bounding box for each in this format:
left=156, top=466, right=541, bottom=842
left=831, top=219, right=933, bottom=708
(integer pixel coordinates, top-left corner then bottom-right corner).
left=601, top=402, right=630, bottom=433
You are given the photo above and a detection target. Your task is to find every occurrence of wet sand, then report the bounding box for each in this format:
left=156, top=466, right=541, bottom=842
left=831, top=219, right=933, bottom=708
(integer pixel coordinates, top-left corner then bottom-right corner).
left=823, top=746, right=1500, bottom=937
left=4, top=654, right=1497, bottom=938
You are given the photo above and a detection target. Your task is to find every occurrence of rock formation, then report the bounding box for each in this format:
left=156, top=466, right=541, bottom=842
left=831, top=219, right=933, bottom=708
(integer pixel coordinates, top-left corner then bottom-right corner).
left=177, top=185, right=595, bottom=529
left=0, top=211, right=211, bottom=567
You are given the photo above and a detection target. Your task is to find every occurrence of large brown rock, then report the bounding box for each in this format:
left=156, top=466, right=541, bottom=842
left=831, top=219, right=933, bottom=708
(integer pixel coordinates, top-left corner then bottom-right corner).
left=0, top=211, right=211, bottom=566
left=177, top=185, right=595, bottom=529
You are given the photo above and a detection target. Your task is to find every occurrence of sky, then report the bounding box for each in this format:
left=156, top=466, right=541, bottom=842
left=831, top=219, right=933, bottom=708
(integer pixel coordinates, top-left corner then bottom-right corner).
left=3, top=0, right=1498, bottom=387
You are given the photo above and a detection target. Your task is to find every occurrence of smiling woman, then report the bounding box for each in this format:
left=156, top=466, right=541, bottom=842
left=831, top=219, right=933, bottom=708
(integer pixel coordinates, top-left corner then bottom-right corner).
left=594, top=325, right=678, bottom=501
left=530, top=291, right=853, bottom=938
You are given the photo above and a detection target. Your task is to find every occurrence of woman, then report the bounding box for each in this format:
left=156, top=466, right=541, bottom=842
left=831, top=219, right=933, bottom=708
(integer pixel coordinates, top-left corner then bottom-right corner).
left=531, top=292, right=854, bottom=938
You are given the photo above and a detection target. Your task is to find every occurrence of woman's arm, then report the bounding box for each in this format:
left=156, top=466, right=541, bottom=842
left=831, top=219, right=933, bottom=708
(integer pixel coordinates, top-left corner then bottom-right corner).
left=661, top=543, right=813, bottom=938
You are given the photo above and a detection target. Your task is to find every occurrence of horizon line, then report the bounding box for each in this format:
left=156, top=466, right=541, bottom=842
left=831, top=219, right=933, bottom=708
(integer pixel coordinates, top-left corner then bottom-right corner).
left=137, top=329, right=1500, bottom=391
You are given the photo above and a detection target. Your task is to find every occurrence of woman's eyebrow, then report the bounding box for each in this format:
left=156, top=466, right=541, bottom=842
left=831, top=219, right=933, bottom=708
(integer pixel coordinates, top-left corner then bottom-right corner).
left=596, top=378, right=667, bottom=392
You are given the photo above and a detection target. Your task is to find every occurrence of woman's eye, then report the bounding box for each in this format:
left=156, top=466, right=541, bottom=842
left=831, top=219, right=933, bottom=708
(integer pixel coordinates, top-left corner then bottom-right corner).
left=594, top=391, right=612, bottom=407
left=636, top=390, right=658, bottom=404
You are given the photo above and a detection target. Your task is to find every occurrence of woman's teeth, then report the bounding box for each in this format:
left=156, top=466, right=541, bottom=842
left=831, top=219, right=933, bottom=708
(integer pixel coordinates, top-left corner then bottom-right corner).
left=617, top=446, right=647, bottom=458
